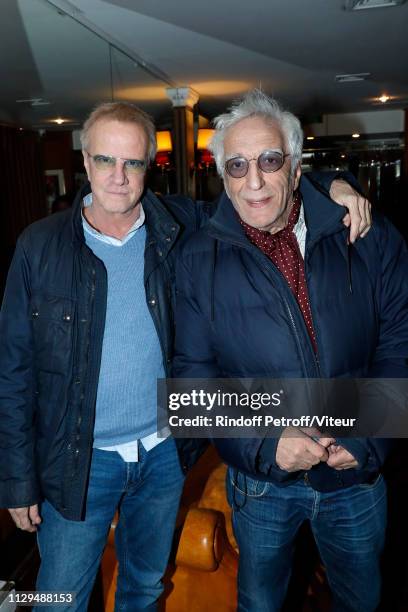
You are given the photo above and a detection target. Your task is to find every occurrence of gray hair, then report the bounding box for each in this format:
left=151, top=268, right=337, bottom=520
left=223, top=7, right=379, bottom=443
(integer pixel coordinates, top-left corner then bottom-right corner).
left=80, top=101, right=157, bottom=161
left=208, top=89, right=303, bottom=177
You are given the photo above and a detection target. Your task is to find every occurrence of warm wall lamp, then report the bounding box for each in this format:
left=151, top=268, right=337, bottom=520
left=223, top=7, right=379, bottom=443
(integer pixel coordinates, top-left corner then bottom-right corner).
left=155, top=131, right=173, bottom=170
left=197, top=129, right=215, bottom=168
left=197, top=128, right=215, bottom=151
left=156, top=130, right=172, bottom=153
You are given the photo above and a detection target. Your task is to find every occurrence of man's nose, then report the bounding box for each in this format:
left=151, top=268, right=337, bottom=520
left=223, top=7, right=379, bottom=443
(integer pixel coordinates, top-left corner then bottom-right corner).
left=112, top=160, right=128, bottom=184
left=245, top=159, right=264, bottom=190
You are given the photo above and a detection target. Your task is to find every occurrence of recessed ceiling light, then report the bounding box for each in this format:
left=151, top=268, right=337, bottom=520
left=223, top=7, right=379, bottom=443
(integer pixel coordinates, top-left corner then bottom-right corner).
left=345, top=0, right=406, bottom=9
left=352, top=133, right=360, bottom=138
left=53, top=118, right=65, bottom=125
left=335, top=73, right=371, bottom=83
left=379, top=94, right=390, bottom=103
left=16, top=98, right=51, bottom=106
left=341, top=154, right=346, bottom=158
left=306, top=136, right=315, bottom=141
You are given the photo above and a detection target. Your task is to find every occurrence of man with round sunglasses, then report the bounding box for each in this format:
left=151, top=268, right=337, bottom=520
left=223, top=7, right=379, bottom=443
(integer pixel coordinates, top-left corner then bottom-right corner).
left=173, top=90, right=408, bottom=611
left=0, top=98, right=371, bottom=611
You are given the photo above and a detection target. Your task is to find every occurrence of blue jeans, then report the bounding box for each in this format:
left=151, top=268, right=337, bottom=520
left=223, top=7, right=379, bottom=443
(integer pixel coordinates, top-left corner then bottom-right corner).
left=227, top=469, right=387, bottom=612
left=35, top=438, right=184, bottom=612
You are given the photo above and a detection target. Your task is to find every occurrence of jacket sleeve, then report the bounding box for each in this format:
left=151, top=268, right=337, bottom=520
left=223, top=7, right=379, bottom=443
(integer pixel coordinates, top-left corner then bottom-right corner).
left=368, top=218, right=408, bottom=376
left=172, top=247, right=220, bottom=379
left=340, top=218, right=408, bottom=470
left=0, top=236, right=41, bottom=508
left=171, top=244, right=218, bottom=471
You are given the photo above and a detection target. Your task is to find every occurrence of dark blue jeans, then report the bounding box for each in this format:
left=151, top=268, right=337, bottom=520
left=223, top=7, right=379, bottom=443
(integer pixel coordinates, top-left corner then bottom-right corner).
left=227, top=468, right=387, bottom=612
left=35, top=438, right=184, bottom=611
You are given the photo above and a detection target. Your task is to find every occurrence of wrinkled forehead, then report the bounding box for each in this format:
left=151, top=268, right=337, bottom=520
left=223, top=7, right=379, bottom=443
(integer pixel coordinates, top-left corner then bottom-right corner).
left=223, top=116, right=286, bottom=158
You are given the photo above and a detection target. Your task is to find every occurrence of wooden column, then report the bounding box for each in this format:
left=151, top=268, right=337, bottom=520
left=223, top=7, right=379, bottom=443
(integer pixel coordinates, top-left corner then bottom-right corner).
left=166, top=87, right=199, bottom=198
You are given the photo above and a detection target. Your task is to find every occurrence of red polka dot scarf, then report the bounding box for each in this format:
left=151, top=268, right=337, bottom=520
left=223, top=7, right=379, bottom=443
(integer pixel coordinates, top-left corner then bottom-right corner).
left=240, top=191, right=317, bottom=353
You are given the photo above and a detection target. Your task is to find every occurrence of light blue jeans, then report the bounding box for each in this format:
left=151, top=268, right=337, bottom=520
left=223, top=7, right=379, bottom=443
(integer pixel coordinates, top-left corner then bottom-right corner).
left=35, top=438, right=184, bottom=611
left=227, top=468, right=387, bottom=612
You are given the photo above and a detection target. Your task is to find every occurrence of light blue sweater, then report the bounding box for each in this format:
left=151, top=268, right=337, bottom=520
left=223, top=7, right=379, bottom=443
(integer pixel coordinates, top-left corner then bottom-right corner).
left=85, top=225, right=165, bottom=447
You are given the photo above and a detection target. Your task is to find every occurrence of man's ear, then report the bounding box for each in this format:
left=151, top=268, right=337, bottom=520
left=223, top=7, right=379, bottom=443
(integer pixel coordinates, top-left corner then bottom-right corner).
left=293, top=163, right=302, bottom=192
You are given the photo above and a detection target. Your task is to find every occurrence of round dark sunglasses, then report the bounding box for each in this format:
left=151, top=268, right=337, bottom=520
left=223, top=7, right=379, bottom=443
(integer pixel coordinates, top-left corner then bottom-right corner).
left=225, top=150, right=290, bottom=178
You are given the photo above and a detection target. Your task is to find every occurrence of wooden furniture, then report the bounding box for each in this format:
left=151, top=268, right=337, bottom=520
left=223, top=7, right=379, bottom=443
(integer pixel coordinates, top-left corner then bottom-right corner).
left=100, top=448, right=238, bottom=611
left=163, top=461, right=238, bottom=612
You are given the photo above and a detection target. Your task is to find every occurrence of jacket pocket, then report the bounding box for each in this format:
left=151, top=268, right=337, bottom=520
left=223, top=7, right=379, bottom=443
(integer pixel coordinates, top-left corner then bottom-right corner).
left=30, top=294, right=76, bottom=372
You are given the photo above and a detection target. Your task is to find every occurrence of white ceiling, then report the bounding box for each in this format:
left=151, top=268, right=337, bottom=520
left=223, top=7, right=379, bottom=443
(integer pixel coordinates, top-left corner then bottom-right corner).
left=1, top=0, right=408, bottom=130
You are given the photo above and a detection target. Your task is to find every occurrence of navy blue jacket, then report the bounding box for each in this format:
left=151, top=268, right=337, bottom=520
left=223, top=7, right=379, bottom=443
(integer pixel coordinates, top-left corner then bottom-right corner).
left=173, top=177, right=408, bottom=491
left=0, top=184, right=210, bottom=519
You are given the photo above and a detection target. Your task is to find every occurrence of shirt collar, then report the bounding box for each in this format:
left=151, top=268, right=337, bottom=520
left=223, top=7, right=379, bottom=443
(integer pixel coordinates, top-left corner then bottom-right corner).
left=294, top=200, right=306, bottom=235
left=82, top=192, right=145, bottom=247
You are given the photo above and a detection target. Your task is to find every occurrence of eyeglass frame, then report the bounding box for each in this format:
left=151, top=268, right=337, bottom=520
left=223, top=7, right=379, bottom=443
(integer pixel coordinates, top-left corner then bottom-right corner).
left=85, top=151, right=148, bottom=174
left=224, top=149, right=291, bottom=178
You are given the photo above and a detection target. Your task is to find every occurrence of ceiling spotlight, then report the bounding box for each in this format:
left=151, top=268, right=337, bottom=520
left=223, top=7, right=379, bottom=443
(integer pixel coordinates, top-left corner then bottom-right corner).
left=306, top=136, right=315, bottom=141
left=335, top=73, right=371, bottom=83
left=16, top=98, right=51, bottom=106
left=352, top=133, right=360, bottom=138
left=379, top=94, right=390, bottom=103
left=341, top=154, right=346, bottom=158
left=345, top=0, right=406, bottom=9
left=53, top=118, right=65, bottom=125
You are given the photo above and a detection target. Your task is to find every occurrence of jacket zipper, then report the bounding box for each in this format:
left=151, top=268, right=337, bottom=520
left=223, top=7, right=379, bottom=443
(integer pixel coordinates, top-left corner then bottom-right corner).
left=62, top=265, right=97, bottom=514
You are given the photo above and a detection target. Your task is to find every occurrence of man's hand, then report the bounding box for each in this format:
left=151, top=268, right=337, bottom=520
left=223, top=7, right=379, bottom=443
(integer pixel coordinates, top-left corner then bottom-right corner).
left=8, top=504, right=41, bottom=532
left=327, top=445, right=359, bottom=470
left=276, top=427, right=335, bottom=472
left=329, top=179, right=371, bottom=243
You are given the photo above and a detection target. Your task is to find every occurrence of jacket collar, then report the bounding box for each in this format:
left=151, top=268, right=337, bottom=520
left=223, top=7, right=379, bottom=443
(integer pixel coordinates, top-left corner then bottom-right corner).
left=299, top=174, right=346, bottom=244
left=208, top=191, right=247, bottom=244
left=142, top=189, right=181, bottom=281
left=142, top=189, right=180, bottom=253
left=70, top=182, right=91, bottom=245
left=208, top=174, right=346, bottom=245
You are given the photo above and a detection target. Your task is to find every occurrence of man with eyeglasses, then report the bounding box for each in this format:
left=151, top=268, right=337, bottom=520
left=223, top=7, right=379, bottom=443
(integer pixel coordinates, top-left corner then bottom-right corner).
left=0, top=99, right=371, bottom=611
left=173, top=90, right=408, bottom=611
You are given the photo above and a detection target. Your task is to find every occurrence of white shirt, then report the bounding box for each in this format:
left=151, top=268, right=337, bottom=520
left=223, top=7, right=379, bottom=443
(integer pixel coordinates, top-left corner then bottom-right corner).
left=294, top=202, right=307, bottom=258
